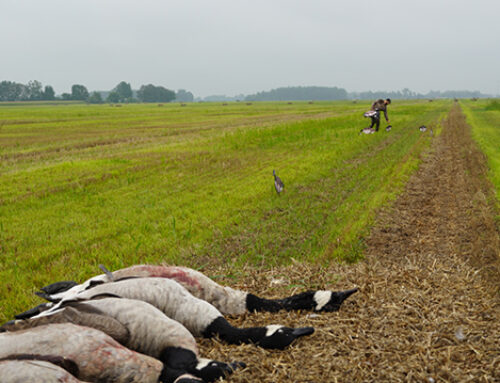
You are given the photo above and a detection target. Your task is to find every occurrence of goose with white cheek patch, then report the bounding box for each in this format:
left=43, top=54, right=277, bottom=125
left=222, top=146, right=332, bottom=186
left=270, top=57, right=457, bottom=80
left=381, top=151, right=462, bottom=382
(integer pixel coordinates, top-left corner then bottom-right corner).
left=33, top=264, right=358, bottom=317
left=0, top=355, right=87, bottom=383
left=43, top=278, right=315, bottom=350
left=0, top=323, right=166, bottom=383
left=3, top=297, right=244, bottom=383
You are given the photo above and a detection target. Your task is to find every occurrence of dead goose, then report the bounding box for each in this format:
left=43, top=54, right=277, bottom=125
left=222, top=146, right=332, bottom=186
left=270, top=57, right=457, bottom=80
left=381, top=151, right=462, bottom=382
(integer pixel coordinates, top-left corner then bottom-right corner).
left=419, top=125, right=427, bottom=132
left=35, top=264, right=358, bottom=316
left=0, top=323, right=164, bottom=383
left=273, top=170, right=284, bottom=194
left=359, top=127, right=375, bottom=135
left=0, top=355, right=86, bottom=383
left=40, top=278, right=314, bottom=350
left=385, top=125, right=392, bottom=132
left=3, top=298, right=243, bottom=383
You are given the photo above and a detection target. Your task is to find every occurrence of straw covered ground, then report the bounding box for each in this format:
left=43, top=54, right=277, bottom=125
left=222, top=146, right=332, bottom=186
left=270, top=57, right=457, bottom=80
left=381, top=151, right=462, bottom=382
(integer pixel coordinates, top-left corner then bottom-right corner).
left=197, top=105, right=500, bottom=382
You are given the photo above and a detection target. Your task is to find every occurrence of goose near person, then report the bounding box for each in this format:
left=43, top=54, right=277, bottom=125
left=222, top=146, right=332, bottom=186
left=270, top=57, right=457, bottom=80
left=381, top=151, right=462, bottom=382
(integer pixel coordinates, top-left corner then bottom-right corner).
left=3, top=297, right=244, bottom=383
left=359, top=127, right=375, bottom=134
left=385, top=125, right=392, bottom=132
left=0, top=355, right=86, bottom=383
left=273, top=170, right=284, bottom=194
left=0, top=323, right=165, bottom=383
left=38, top=277, right=314, bottom=350
left=34, top=264, right=358, bottom=316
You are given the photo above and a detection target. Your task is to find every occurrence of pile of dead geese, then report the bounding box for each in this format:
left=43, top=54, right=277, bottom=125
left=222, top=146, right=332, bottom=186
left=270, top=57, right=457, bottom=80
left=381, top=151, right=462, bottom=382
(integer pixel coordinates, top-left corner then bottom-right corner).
left=0, top=264, right=358, bottom=383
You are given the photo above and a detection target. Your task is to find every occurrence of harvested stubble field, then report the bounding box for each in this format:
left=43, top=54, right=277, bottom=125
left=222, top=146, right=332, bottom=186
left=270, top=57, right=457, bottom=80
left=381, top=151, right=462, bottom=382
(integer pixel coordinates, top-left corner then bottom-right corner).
left=1, top=100, right=499, bottom=382
left=200, top=105, right=499, bottom=382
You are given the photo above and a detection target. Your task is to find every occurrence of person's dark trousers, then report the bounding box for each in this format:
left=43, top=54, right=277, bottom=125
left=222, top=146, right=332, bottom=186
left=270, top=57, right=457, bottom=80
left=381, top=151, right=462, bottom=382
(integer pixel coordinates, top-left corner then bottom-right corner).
left=370, top=112, right=380, bottom=131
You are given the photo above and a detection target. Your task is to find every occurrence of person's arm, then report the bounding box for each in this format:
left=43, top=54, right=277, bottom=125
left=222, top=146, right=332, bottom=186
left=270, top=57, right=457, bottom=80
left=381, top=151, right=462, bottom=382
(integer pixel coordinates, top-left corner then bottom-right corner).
left=383, top=108, right=389, bottom=122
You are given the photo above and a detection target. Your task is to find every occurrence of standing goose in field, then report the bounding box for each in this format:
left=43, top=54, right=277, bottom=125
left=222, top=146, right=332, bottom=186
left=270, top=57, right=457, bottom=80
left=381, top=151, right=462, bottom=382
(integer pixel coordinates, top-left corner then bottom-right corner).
left=3, top=298, right=244, bottom=383
left=39, top=278, right=315, bottom=350
left=0, top=355, right=86, bottom=383
left=0, top=323, right=166, bottom=383
left=34, top=264, right=358, bottom=316
left=273, top=169, right=284, bottom=194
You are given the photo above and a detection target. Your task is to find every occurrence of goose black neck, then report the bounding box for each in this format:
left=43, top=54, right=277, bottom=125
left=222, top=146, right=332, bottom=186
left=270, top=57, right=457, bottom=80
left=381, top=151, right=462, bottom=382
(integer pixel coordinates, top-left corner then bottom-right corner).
left=275, top=291, right=318, bottom=311
left=247, top=291, right=318, bottom=312
left=202, top=317, right=265, bottom=345
left=160, top=347, right=197, bottom=383
left=246, top=293, right=283, bottom=312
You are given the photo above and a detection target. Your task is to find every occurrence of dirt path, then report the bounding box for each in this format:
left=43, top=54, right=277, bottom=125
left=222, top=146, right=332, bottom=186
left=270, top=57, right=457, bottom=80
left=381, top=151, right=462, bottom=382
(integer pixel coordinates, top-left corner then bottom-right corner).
left=202, top=105, right=499, bottom=382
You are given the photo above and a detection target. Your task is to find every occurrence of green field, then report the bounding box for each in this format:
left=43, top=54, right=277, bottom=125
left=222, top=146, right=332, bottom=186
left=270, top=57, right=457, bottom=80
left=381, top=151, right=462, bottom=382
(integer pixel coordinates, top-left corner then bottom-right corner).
left=0, top=100, right=450, bottom=321
left=461, top=99, right=500, bottom=207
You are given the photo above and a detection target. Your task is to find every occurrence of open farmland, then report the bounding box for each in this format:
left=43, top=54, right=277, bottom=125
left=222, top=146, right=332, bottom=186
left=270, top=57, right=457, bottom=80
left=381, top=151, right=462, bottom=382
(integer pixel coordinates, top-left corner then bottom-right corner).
left=1, top=100, right=499, bottom=382
left=0, top=100, right=448, bottom=321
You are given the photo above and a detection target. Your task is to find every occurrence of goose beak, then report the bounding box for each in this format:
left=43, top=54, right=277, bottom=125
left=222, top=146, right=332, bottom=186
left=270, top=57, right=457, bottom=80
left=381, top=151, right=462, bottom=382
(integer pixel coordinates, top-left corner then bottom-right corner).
left=292, top=326, right=315, bottom=338
left=321, top=288, right=359, bottom=312
left=339, top=287, right=359, bottom=300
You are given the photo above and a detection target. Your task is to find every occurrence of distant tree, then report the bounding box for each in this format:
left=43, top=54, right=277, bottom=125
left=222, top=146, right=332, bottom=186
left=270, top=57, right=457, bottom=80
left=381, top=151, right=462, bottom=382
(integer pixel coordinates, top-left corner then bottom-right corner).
left=88, top=91, right=103, bottom=104
left=71, top=84, right=89, bottom=101
left=112, top=81, right=133, bottom=102
left=26, top=80, right=43, bottom=100
left=106, top=91, right=121, bottom=103
left=42, top=85, right=55, bottom=100
left=0, top=81, right=26, bottom=101
left=61, top=93, right=72, bottom=100
left=137, top=84, right=175, bottom=103
left=175, top=89, right=194, bottom=103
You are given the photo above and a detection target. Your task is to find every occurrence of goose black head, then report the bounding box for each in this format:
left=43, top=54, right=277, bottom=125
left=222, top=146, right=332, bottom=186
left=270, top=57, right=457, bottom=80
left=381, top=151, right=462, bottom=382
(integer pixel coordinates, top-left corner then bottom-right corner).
left=195, top=359, right=246, bottom=382
left=160, top=347, right=244, bottom=383
left=256, top=325, right=314, bottom=350
left=312, top=288, right=359, bottom=312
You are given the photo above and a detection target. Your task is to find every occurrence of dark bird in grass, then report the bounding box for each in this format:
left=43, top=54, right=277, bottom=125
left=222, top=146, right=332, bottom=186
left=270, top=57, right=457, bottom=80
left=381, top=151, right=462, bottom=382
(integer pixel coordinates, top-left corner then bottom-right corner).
left=385, top=125, right=392, bottom=132
left=273, top=170, right=284, bottom=195
left=419, top=125, right=427, bottom=132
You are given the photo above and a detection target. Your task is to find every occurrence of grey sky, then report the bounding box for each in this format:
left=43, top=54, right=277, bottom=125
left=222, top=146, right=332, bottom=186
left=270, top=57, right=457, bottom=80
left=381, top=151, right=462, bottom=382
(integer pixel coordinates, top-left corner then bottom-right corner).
left=1, top=0, right=499, bottom=97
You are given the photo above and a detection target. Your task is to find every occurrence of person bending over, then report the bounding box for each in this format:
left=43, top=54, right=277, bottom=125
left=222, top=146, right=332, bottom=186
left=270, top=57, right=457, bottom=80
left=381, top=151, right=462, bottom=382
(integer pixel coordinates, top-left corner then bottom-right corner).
left=366, top=98, right=391, bottom=132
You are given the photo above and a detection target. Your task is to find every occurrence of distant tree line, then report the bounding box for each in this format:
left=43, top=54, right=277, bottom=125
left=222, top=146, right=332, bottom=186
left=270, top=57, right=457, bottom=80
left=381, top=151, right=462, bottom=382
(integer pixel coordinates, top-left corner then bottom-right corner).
left=0, top=80, right=55, bottom=101
left=244, top=86, right=490, bottom=101
left=0, top=80, right=490, bottom=103
left=0, top=80, right=194, bottom=103
left=350, top=88, right=487, bottom=100
left=245, top=86, right=348, bottom=101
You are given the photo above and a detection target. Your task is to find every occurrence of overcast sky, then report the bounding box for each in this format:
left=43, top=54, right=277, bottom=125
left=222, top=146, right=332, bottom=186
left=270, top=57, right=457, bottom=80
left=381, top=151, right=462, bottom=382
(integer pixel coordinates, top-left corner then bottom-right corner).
left=1, top=0, right=499, bottom=97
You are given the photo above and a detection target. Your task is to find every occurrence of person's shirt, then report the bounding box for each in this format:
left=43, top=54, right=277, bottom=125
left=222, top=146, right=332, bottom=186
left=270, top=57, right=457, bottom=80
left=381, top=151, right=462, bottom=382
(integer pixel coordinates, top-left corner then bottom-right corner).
left=370, top=99, right=389, bottom=121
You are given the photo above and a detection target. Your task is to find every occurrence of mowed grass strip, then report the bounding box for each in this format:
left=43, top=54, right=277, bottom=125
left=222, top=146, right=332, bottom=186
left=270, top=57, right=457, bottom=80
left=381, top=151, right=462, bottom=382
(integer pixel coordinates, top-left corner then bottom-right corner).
left=461, top=99, right=500, bottom=207
left=0, top=100, right=450, bottom=321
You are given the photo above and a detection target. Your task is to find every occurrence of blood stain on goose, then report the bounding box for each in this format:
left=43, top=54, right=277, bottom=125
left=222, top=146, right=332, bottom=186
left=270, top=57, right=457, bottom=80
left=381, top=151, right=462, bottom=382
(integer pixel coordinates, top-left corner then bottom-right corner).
left=140, top=266, right=202, bottom=290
